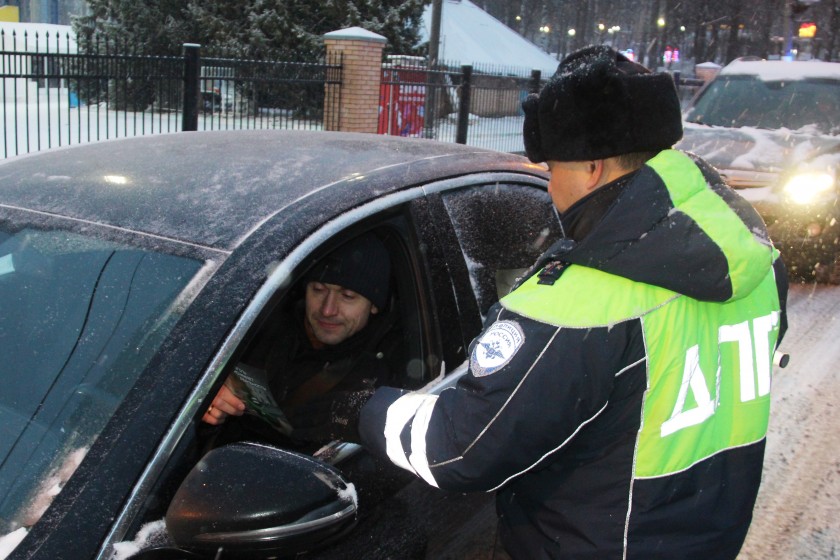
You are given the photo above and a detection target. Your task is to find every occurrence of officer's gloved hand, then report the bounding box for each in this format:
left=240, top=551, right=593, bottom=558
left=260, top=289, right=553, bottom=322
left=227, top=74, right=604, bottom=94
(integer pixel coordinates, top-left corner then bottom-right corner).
left=290, top=389, right=375, bottom=444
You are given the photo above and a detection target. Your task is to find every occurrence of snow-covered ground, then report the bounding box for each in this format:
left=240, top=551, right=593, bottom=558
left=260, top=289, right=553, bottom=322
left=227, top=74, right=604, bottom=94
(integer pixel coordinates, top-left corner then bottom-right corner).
left=434, top=113, right=526, bottom=153
left=0, top=93, right=337, bottom=159
left=1, top=97, right=526, bottom=159
left=736, top=281, right=840, bottom=559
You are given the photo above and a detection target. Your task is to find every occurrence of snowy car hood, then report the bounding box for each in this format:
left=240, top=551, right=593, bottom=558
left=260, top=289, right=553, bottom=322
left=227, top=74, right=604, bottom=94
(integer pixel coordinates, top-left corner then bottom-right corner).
left=677, top=123, right=840, bottom=178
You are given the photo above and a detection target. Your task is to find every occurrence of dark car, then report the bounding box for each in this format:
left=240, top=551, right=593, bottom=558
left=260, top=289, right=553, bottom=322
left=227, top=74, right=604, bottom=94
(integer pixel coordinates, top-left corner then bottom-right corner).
left=676, top=59, right=840, bottom=282
left=0, top=130, right=559, bottom=559
left=200, top=90, right=231, bottom=113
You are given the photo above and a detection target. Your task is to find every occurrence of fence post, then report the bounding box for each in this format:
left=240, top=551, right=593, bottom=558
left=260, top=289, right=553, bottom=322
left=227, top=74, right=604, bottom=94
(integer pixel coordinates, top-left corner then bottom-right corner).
left=529, top=69, right=541, bottom=93
left=456, top=64, right=472, bottom=144
left=182, top=43, right=200, bottom=132
left=323, top=27, right=386, bottom=133
left=424, top=62, right=439, bottom=139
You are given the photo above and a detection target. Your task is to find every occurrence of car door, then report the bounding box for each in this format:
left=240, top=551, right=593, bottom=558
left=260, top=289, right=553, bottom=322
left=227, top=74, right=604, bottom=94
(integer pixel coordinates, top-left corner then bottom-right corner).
left=80, top=188, right=466, bottom=559
left=307, top=175, right=561, bottom=559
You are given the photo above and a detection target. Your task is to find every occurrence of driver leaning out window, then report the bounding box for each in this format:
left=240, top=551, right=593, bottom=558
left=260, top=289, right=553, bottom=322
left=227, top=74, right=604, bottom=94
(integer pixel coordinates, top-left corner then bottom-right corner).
left=201, top=233, right=395, bottom=449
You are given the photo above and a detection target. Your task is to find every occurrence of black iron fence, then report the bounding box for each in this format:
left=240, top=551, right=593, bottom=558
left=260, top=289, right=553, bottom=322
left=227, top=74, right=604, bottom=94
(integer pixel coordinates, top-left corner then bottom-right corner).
left=378, top=57, right=542, bottom=154
left=194, top=47, right=341, bottom=134
left=0, top=31, right=342, bottom=158
left=1, top=29, right=704, bottom=160
left=378, top=57, right=707, bottom=154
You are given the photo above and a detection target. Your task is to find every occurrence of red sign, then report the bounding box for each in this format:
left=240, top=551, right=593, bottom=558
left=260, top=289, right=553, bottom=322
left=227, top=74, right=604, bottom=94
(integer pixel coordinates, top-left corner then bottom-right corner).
left=379, top=66, right=426, bottom=137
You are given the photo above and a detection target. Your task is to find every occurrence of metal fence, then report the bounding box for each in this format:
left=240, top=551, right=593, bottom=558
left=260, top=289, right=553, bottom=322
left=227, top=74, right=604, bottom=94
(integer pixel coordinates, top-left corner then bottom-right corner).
left=378, top=57, right=707, bottom=154
left=0, top=31, right=342, bottom=159
left=195, top=47, right=341, bottom=134
left=1, top=29, right=704, bottom=160
left=378, top=57, right=542, bottom=154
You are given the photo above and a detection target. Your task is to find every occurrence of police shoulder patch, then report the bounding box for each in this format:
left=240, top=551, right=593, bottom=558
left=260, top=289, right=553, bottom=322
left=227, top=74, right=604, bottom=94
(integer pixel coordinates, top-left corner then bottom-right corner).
left=470, top=320, right=525, bottom=377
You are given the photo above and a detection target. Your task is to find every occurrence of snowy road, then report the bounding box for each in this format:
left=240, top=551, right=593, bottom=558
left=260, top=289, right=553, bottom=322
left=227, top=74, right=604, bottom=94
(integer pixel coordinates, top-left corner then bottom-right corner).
left=738, top=281, right=840, bottom=559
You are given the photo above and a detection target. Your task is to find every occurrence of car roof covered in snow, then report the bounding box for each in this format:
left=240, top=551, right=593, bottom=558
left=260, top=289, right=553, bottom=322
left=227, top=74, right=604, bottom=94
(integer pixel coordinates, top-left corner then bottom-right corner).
left=720, top=59, right=840, bottom=81
left=0, top=130, right=545, bottom=252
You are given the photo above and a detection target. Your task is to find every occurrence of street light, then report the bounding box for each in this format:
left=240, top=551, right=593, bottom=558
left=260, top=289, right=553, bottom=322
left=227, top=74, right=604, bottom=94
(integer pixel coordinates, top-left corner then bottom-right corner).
left=655, top=17, right=666, bottom=69
left=539, top=25, right=551, bottom=52
left=563, top=28, right=576, bottom=60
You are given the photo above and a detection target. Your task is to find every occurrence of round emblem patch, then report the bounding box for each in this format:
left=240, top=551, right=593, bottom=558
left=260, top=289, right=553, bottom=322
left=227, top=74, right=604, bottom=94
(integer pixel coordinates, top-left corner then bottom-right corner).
left=470, top=320, right=525, bottom=377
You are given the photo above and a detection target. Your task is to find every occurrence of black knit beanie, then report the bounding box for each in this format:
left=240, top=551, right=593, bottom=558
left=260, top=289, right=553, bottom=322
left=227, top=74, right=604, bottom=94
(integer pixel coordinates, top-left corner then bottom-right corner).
left=522, top=45, right=683, bottom=163
left=306, top=233, right=390, bottom=309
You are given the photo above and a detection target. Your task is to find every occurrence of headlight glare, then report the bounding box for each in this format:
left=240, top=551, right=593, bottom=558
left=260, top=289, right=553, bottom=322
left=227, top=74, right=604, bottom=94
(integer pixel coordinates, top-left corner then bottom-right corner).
left=782, top=172, right=834, bottom=205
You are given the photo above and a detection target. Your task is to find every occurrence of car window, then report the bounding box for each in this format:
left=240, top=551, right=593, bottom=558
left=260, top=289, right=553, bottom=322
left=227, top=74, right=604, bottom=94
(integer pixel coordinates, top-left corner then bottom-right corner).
left=686, top=76, right=840, bottom=134
left=441, top=183, right=562, bottom=317
left=96, top=218, right=431, bottom=560
left=197, top=222, right=428, bottom=450
left=0, top=227, right=203, bottom=532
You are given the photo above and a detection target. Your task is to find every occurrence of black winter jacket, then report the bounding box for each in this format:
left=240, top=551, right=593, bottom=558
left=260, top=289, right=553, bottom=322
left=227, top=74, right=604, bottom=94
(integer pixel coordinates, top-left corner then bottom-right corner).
left=359, top=150, right=788, bottom=559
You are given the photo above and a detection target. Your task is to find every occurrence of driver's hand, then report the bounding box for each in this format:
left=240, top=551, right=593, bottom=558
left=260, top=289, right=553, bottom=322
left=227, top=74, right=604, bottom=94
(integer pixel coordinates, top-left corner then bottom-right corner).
left=202, top=382, right=246, bottom=425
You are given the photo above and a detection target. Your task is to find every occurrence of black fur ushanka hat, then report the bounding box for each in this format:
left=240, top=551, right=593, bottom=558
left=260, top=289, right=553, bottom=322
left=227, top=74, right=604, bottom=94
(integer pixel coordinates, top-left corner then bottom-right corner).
left=522, top=45, right=683, bottom=163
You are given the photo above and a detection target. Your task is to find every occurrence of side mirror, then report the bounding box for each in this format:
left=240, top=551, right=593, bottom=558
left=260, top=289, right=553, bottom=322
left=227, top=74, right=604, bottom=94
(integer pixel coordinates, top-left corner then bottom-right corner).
left=165, top=442, right=357, bottom=559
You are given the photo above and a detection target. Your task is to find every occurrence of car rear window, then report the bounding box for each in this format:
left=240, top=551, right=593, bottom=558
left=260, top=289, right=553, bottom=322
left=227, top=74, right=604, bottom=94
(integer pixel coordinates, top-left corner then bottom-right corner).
left=0, top=227, right=203, bottom=533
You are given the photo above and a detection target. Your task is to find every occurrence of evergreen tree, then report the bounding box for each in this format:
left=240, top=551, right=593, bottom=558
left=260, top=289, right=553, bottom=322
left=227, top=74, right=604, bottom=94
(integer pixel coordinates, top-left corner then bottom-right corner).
left=73, top=0, right=428, bottom=59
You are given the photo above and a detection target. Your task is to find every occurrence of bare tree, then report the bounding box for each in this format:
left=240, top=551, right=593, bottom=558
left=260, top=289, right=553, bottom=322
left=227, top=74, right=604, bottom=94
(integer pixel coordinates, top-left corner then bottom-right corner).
left=480, top=0, right=834, bottom=65
left=830, top=0, right=840, bottom=59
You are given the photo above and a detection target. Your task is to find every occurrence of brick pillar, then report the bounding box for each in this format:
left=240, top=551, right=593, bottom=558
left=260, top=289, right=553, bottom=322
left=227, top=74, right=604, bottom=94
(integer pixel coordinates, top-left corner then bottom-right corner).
left=324, top=27, right=386, bottom=133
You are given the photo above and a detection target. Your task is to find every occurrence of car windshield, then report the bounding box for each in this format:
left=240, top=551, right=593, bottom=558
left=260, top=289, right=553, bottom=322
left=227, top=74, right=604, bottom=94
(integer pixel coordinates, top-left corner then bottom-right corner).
left=0, top=226, right=203, bottom=533
left=685, top=75, right=840, bottom=135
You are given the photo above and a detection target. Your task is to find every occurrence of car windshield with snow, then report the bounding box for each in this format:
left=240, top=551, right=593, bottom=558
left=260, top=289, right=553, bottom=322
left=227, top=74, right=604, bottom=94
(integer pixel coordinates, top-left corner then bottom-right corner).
left=676, top=59, right=840, bottom=283
left=0, top=130, right=559, bottom=559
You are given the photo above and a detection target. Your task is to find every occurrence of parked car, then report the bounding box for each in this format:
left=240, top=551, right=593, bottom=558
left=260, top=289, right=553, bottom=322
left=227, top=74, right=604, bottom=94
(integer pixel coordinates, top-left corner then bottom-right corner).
left=0, top=130, right=559, bottom=559
left=200, top=90, right=232, bottom=113
left=676, top=58, right=840, bottom=282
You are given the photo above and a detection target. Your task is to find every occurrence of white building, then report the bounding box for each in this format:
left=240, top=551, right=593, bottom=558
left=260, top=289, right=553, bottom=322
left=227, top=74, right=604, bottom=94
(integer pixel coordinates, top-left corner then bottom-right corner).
left=3, top=0, right=89, bottom=26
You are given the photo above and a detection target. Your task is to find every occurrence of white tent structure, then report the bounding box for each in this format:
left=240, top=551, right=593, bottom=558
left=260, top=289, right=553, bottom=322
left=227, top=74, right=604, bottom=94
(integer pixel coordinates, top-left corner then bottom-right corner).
left=420, top=0, right=560, bottom=77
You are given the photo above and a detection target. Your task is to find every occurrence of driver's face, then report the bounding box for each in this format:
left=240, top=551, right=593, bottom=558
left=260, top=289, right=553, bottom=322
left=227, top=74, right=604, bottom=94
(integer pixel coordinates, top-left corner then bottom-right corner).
left=304, top=281, right=377, bottom=348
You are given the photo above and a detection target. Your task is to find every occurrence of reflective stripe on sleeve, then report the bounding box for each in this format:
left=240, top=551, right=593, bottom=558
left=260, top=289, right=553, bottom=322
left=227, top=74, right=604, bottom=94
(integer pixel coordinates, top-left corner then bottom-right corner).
left=384, top=393, right=439, bottom=478
left=408, top=395, right=440, bottom=487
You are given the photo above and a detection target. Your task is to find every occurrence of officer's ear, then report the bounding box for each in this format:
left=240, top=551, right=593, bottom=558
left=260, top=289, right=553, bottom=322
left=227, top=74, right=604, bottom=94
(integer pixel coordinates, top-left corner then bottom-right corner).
left=586, top=159, right=611, bottom=192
